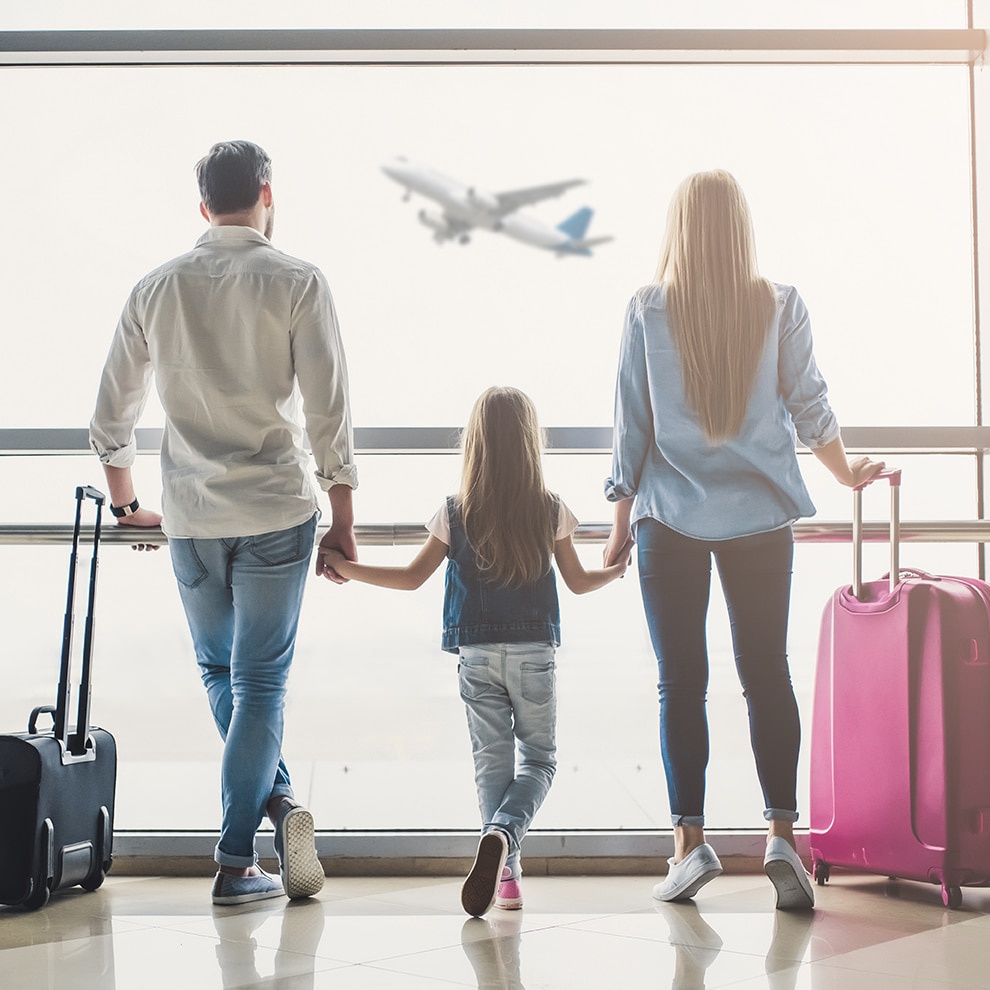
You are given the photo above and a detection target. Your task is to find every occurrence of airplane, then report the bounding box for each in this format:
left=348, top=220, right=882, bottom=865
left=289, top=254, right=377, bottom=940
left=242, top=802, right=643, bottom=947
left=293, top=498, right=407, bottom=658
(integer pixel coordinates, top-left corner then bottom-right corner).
left=381, top=156, right=613, bottom=257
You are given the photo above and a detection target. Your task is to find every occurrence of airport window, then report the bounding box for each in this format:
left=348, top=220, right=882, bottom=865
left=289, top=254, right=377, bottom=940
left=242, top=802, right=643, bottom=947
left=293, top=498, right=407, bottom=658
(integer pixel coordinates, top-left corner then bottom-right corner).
left=1, top=16, right=987, bottom=841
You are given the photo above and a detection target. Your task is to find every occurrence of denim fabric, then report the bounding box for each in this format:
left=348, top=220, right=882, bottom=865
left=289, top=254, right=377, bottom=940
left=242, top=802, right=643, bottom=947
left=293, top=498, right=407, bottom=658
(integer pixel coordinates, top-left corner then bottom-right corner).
left=636, top=519, right=800, bottom=826
left=458, top=642, right=558, bottom=879
left=441, top=496, right=560, bottom=653
left=169, top=513, right=318, bottom=867
left=605, top=282, right=840, bottom=540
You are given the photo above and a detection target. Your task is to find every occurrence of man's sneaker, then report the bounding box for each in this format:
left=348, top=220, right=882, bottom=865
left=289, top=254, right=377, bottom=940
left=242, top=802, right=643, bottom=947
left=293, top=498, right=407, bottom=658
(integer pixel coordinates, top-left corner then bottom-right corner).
left=211, top=867, right=283, bottom=906
left=273, top=799, right=325, bottom=899
left=494, top=868, right=523, bottom=910
left=461, top=830, right=509, bottom=917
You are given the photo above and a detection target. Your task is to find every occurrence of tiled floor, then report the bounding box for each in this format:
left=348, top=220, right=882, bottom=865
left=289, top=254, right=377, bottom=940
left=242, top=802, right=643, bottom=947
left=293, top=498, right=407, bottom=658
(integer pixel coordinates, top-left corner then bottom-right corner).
left=3, top=870, right=990, bottom=988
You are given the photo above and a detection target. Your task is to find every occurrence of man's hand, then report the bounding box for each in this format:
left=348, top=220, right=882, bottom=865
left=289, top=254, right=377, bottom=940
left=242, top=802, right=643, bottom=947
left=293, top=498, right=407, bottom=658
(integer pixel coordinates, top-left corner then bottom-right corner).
left=316, top=523, right=357, bottom=583
left=118, top=508, right=163, bottom=551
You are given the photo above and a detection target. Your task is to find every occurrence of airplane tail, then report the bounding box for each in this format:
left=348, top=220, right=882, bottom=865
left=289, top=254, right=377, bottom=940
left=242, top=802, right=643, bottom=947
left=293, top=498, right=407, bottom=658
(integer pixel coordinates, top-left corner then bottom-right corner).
left=556, top=206, right=593, bottom=241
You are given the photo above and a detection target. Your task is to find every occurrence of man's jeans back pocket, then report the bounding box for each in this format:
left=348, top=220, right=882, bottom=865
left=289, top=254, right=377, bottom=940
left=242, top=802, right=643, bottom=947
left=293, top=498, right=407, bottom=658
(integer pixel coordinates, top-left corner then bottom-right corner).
left=170, top=539, right=209, bottom=589
left=247, top=518, right=314, bottom=566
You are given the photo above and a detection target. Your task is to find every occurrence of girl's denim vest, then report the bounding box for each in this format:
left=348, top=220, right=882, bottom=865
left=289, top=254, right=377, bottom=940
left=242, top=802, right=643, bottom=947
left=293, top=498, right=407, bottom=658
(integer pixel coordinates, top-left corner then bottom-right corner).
left=441, top=495, right=561, bottom=654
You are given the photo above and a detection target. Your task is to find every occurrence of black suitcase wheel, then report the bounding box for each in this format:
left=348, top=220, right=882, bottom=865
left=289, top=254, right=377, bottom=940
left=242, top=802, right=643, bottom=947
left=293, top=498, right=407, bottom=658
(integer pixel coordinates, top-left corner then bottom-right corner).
left=941, top=885, right=962, bottom=910
left=24, top=879, right=51, bottom=910
left=813, top=861, right=830, bottom=886
left=80, top=870, right=105, bottom=892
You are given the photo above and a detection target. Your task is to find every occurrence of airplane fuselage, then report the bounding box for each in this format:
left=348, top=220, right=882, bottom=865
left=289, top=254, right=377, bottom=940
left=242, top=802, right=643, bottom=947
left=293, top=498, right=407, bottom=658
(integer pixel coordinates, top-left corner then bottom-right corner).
left=382, top=157, right=591, bottom=253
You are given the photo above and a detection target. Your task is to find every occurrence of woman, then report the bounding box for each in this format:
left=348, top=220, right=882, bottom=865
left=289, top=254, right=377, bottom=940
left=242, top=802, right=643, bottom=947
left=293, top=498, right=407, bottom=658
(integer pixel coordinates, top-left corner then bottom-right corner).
left=603, top=170, right=881, bottom=909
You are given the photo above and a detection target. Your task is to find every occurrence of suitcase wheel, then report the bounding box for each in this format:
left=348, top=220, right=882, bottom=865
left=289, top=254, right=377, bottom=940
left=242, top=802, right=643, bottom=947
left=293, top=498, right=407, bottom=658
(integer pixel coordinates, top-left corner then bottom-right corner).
left=813, top=861, right=830, bottom=886
left=80, top=870, right=106, bottom=892
left=24, top=879, right=51, bottom=911
left=941, top=885, right=963, bottom=910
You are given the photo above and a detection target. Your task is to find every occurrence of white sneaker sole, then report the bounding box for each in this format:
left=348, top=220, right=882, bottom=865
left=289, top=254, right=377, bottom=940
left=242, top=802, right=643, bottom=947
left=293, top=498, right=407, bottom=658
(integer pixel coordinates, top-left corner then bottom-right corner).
left=280, top=807, right=325, bottom=899
left=765, top=857, right=815, bottom=910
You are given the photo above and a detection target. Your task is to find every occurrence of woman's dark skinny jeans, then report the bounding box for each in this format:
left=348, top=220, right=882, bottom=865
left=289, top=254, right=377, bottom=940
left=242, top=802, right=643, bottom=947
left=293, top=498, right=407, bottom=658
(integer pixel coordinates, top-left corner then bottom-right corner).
left=636, top=519, right=801, bottom=825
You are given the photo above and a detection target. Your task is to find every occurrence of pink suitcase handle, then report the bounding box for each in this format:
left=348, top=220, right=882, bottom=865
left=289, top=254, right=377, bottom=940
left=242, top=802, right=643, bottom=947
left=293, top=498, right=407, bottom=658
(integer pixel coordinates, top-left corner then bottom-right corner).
left=852, top=468, right=901, bottom=601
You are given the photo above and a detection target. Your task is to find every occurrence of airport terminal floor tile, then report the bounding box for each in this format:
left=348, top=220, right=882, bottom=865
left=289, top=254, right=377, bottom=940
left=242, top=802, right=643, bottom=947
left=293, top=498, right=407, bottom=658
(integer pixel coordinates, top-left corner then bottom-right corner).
left=3, top=872, right=990, bottom=989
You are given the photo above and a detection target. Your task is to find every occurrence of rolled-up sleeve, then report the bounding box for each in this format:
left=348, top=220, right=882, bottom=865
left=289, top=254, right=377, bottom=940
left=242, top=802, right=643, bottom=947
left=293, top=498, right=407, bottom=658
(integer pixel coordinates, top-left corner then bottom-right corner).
left=777, top=287, right=840, bottom=449
left=291, top=271, right=358, bottom=491
left=604, top=293, right=654, bottom=502
left=89, top=295, right=153, bottom=467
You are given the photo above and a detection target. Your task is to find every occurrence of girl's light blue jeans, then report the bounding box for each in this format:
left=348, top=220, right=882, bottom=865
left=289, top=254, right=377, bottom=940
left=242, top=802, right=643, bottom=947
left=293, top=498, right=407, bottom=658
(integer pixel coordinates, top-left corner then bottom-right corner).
left=169, top=513, right=318, bottom=868
left=457, top=642, right=558, bottom=879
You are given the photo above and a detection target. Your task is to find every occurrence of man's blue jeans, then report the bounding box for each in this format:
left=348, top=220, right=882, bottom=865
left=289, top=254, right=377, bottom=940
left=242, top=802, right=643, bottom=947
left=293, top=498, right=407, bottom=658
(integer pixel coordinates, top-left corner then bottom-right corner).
left=457, top=642, right=558, bottom=879
left=636, top=519, right=801, bottom=827
left=169, top=513, right=318, bottom=867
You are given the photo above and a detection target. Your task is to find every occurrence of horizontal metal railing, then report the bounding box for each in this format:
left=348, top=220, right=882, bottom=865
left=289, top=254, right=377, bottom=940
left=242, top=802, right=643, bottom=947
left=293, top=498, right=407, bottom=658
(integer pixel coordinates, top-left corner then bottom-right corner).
left=5, top=520, right=990, bottom=547
left=1, top=28, right=985, bottom=67
left=6, top=425, right=990, bottom=454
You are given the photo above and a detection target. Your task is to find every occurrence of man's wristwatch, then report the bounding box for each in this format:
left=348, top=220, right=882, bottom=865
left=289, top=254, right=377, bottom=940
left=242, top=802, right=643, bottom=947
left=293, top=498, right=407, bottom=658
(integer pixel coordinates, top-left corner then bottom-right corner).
left=110, top=498, right=140, bottom=518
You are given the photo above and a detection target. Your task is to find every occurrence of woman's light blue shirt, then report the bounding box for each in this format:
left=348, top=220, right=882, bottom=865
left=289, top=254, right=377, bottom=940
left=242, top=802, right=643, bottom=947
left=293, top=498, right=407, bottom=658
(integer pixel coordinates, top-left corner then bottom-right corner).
left=605, top=282, right=840, bottom=540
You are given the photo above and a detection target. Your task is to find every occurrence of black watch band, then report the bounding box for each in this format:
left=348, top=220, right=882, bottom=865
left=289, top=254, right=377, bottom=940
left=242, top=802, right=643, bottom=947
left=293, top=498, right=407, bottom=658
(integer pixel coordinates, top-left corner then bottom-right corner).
left=110, top=498, right=140, bottom=518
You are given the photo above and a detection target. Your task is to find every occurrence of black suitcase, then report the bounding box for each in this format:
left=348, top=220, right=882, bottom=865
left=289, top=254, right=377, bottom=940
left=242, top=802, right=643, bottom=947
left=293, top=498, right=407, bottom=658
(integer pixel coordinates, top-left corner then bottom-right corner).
left=0, top=486, right=117, bottom=910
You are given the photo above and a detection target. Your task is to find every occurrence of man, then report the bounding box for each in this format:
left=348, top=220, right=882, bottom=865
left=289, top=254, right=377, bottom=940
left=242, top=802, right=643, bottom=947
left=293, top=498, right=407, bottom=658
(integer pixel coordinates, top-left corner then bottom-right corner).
left=90, top=140, right=357, bottom=905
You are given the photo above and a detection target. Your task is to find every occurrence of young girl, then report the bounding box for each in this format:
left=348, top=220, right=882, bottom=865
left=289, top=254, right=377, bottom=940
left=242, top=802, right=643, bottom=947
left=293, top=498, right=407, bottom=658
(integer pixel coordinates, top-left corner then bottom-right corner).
left=319, top=386, right=629, bottom=917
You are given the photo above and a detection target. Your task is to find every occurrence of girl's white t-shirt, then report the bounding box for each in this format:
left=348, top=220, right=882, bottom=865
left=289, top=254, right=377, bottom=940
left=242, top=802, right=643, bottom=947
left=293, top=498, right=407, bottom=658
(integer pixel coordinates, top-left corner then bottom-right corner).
left=426, top=496, right=579, bottom=547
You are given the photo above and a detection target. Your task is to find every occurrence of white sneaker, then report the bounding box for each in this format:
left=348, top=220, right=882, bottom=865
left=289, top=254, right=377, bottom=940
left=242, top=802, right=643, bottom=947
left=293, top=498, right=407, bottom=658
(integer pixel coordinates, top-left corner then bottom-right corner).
left=652, top=843, right=723, bottom=902
left=764, top=837, right=815, bottom=910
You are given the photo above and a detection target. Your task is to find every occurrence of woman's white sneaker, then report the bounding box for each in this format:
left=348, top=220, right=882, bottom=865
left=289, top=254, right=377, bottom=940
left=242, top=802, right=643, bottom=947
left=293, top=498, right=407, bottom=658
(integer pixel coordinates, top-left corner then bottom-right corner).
left=764, top=837, right=815, bottom=910
left=652, top=843, right=723, bottom=902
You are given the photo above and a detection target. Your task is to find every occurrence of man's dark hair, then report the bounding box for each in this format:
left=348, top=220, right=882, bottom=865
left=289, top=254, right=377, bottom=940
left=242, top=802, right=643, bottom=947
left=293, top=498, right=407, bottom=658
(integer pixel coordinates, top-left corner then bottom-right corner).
left=195, top=140, right=273, bottom=215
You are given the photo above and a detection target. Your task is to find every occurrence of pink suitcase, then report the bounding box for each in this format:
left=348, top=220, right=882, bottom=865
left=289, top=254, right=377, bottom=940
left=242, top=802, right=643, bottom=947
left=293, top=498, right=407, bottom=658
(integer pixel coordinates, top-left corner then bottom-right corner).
left=809, top=470, right=990, bottom=909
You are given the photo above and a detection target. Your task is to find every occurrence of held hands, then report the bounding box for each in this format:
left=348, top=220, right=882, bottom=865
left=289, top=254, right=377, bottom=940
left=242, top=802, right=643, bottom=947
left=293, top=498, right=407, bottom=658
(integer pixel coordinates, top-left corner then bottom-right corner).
left=315, top=524, right=357, bottom=584
left=117, top=507, right=163, bottom=552
left=603, top=529, right=635, bottom=570
left=318, top=547, right=348, bottom=582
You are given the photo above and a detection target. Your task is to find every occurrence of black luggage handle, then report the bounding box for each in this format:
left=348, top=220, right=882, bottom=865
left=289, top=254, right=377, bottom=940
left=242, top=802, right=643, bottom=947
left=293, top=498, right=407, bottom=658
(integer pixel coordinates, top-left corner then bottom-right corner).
left=28, top=705, right=56, bottom=735
left=53, top=486, right=104, bottom=760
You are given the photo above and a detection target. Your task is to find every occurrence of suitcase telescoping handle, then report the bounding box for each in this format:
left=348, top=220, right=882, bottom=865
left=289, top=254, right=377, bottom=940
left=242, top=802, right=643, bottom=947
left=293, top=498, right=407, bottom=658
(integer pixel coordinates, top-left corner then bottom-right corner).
left=54, top=486, right=105, bottom=760
left=852, top=468, right=901, bottom=601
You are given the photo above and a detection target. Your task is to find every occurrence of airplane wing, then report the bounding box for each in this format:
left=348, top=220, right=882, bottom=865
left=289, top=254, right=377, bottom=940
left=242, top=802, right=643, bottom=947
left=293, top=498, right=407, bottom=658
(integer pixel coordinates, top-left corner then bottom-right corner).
left=494, top=179, right=586, bottom=214
left=418, top=208, right=474, bottom=241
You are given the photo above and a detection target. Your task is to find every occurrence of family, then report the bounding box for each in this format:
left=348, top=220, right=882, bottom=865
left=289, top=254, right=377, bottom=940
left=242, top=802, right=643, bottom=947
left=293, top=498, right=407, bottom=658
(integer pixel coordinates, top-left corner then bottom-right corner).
left=88, top=140, right=883, bottom=915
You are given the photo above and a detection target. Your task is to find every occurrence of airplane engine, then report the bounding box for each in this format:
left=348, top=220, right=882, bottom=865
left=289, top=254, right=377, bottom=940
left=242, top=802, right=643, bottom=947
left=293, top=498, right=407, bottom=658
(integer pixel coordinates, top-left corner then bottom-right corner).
left=466, top=188, right=499, bottom=212
left=418, top=209, right=452, bottom=236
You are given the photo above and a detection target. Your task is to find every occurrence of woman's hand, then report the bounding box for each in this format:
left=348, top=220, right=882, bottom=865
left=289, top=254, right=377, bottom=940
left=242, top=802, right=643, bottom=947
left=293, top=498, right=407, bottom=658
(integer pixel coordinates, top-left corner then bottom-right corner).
left=847, top=456, right=886, bottom=490
left=603, top=528, right=634, bottom=569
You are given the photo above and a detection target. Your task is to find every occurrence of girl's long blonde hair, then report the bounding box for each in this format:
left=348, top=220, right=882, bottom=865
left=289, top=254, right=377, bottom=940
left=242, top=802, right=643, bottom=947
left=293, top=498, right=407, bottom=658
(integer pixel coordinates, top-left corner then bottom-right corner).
left=657, top=170, right=777, bottom=444
left=458, top=386, right=556, bottom=588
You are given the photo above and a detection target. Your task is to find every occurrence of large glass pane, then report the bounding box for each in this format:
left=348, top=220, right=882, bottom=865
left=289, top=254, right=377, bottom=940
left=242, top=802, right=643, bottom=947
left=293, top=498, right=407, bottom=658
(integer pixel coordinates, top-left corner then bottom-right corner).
left=0, top=55, right=981, bottom=832
left=1, top=64, right=973, bottom=431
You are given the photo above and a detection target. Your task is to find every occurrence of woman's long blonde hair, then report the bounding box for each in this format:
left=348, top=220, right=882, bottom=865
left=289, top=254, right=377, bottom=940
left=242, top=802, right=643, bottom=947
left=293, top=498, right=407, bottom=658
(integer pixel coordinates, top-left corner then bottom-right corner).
left=657, top=170, right=777, bottom=444
left=458, top=386, right=556, bottom=588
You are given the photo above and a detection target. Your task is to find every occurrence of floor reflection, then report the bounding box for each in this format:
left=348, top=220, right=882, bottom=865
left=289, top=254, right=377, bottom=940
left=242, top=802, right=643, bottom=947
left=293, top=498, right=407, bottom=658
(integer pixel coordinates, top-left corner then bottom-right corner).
left=4, top=873, right=990, bottom=989
left=653, top=900, right=724, bottom=988
left=211, top=899, right=325, bottom=989
left=461, top=915, right=526, bottom=990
